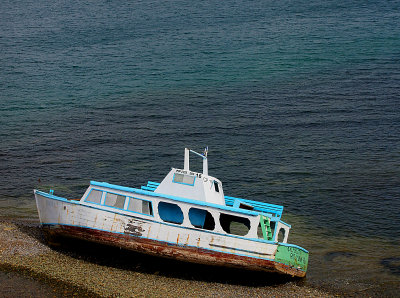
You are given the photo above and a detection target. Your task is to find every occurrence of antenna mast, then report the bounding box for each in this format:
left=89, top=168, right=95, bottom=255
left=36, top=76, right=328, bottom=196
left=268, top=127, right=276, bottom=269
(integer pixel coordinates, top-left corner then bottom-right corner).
left=183, top=147, right=209, bottom=175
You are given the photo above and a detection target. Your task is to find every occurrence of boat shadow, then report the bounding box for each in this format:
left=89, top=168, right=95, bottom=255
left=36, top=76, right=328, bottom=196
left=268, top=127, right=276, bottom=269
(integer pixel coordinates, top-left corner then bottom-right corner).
left=17, top=222, right=303, bottom=287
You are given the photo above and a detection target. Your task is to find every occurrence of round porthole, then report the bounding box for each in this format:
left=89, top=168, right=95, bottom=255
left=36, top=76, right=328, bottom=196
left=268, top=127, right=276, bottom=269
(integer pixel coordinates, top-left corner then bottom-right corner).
left=158, top=202, right=184, bottom=225
left=278, top=228, right=285, bottom=242
left=189, top=208, right=215, bottom=230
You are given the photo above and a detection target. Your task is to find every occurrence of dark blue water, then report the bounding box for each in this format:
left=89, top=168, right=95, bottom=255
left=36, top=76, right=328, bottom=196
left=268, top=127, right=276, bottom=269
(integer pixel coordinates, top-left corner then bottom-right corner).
left=1, top=0, right=399, bottom=294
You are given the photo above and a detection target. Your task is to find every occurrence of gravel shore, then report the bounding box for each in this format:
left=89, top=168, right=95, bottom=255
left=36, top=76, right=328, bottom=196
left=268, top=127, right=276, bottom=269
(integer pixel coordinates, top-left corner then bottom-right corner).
left=0, top=220, right=333, bottom=297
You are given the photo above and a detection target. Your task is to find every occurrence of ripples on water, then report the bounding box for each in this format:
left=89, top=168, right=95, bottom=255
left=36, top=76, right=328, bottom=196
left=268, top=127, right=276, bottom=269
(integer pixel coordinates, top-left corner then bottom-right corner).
left=1, top=0, right=399, bottom=294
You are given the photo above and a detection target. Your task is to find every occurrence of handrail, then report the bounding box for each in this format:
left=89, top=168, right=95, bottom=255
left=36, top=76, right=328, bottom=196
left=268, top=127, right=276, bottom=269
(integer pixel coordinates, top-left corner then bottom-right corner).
left=225, top=196, right=283, bottom=219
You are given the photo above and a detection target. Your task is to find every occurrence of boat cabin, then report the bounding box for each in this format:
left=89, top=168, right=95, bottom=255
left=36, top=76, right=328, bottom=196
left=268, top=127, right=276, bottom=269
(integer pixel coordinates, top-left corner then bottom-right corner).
left=79, top=148, right=292, bottom=244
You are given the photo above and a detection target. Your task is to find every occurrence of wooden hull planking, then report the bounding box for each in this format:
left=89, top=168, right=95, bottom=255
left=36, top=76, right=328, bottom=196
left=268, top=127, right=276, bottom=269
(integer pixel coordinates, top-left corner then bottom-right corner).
left=42, top=224, right=306, bottom=277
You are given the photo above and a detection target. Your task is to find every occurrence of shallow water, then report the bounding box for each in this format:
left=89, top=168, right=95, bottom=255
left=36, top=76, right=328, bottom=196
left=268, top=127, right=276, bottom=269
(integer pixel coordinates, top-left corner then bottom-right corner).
left=1, top=0, right=399, bottom=294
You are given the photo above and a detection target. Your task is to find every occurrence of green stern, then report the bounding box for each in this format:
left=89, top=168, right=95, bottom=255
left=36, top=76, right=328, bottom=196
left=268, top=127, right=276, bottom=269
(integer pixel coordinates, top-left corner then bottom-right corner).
left=275, top=244, right=309, bottom=272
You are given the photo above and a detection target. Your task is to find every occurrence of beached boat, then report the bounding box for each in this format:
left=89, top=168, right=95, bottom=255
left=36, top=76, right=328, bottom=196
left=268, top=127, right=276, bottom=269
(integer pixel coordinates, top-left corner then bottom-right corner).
left=34, top=148, right=308, bottom=277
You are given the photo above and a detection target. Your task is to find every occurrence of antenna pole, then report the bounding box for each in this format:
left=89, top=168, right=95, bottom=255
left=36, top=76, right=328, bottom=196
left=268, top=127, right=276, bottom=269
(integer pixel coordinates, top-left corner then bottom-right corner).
left=203, top=156, right=208, bottom=176
left=184, top=148, right=190, bottom=171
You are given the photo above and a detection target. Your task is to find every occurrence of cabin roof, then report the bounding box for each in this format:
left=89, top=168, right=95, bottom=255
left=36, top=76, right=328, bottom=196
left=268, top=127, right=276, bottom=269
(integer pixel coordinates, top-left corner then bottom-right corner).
left=90, top=180, right=284, bottom=218
left=90, top=180, right=260, bottom=216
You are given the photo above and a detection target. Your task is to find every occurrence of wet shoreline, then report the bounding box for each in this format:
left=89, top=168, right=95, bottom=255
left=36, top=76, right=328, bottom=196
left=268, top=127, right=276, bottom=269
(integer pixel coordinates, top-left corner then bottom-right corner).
left=0, top=219, right=333, bottom=297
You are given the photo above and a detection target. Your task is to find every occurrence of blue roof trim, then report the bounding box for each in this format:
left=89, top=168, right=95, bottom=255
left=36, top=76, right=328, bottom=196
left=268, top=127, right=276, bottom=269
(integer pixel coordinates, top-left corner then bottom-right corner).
left=141, top=186, right=156, bottom=192
left=90, top=181, right=260, bottom=216
left=147, top=181, right=160, bottom=186
left=279, top=220, right=292, bottom=229
left=277, top=242, right=309, bottom=253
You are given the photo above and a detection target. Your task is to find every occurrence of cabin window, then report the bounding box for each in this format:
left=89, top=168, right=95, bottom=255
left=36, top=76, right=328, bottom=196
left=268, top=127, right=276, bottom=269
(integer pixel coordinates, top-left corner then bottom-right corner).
left=220, top=213, right=250, bottom=236
left=257, top=224, right=263, bottom=239
left=278, top=228, right=285, bottom=243
left=158, top=202, right=184, bottom=224
left=173, top=173, right=195, bottom=186
left=85, top=189, right=103, bottom=204
left=127, top=197, right=153, bottom=216
left=214, top=181, right=219, bottom=192
left=104, top=192, right=126, bottom=209
left=189, top=208, right=215, bottom=230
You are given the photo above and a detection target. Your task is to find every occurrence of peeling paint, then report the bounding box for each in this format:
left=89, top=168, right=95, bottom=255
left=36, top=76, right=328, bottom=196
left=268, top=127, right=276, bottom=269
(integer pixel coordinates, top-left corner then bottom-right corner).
left=111, top=214, right=117, bottom=232
left=42, top=225, right=306, bottom=277
left=124, top=224, right=144, bottom=236
left=124, top=219, right=146, bottom=236
left=209, top=236, right=214, bottom=245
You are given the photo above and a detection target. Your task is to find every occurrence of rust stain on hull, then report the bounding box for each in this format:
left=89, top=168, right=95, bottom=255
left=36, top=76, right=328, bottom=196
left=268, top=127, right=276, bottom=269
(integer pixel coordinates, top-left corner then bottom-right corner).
left=43, top=225, right=306, bottom=278
left=185, top=234, right=190, bottom=245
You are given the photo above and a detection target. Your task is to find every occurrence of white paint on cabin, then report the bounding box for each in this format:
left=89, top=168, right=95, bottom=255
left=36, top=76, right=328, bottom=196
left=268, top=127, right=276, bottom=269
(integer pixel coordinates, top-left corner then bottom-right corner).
left=154, top=168, right=225, bottom=205
left=154, top=148, right=224, bottom=205
left=275, top=221, right=291, bottom=243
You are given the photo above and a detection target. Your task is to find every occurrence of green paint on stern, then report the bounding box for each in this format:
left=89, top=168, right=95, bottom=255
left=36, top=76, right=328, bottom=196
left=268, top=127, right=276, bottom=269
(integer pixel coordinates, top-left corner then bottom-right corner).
left=275, top=245, right=309, bottom=272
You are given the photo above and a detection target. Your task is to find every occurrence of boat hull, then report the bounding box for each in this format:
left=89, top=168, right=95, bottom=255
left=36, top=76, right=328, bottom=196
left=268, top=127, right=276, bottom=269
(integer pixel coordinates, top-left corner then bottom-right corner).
left=42, top=224, right=306, bottom=277
left=35, top=190, right=307, bottom=277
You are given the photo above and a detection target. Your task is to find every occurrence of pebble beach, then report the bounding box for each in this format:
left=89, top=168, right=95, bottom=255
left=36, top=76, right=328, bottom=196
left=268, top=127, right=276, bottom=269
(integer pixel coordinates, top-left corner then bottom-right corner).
left=0, top=220, right=332, bottom=297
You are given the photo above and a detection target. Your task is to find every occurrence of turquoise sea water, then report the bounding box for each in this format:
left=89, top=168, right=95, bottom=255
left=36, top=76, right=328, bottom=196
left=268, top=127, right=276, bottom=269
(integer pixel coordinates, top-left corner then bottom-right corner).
left=1, top=0, right=399, bottom=294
